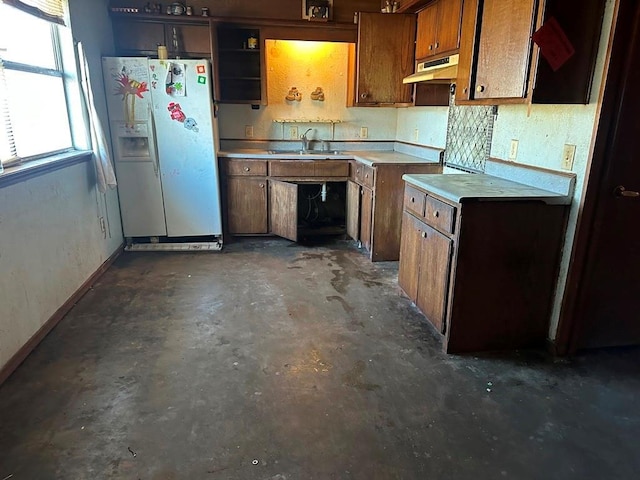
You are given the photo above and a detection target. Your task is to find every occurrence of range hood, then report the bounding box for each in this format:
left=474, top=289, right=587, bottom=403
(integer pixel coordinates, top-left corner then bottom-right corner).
left=403, top=54, right=459, bottom=84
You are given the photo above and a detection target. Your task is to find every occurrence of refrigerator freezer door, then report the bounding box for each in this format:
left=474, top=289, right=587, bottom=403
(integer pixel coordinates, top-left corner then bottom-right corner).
left=102, top=57, right=168, bottom=237
left=148, top=59, right=222, bottom=236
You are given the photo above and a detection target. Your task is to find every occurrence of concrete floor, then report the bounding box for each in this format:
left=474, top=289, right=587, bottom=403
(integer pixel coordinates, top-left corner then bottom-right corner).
left=0, top=238, right=639, bottom=479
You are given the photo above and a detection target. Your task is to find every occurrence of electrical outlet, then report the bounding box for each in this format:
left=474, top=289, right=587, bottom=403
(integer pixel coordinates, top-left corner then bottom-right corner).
left=99, top=216, right=106, bottom=234
left=509, top=139, right=519, bottom=160
left=562, top=144, right=576, bottom=170
left=244, top=125, right=254, bottom=138
left=414, top=129, right=419, bottom=142
left=289, top=126, right=298, bottom=139
left=360, top=126, right=368, bottom=139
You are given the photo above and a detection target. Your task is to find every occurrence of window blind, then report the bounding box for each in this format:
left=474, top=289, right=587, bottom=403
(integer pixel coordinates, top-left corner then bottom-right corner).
left=0, top=59, right=18, bottom=165
left=2, top=0, right=66, bottom=25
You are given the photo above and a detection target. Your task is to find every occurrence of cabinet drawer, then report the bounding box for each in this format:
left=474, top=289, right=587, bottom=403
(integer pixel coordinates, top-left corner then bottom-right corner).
left=269, top=160, right=315, bottom=177
left=424, top=195, right=455, bottom=234
left=269, top=160, right=349, bottom=177
left=404, top=185, right=426, bottom=217
left=355, top=163, right=375, bottom=188
left=226, top=159, right=267, bottom=176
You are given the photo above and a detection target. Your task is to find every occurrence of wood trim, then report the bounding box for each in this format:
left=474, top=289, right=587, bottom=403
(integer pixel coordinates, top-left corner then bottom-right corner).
left=553, top=0, right=621, bottom=355
left=0, top=245, right=124, bottom=386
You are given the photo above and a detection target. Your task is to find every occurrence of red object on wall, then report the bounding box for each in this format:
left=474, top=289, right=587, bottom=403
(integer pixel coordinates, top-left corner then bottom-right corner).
left=532, top=16, right=575, bottom=71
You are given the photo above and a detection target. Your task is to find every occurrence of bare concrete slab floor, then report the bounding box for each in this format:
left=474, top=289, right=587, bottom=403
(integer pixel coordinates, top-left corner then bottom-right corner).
left=0, top=238, right=639, bottom=479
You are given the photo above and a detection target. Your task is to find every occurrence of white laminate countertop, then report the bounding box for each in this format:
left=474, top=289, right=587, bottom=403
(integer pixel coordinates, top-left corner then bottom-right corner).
left=403, top=173, right=572, bottom=205
left=218, top=149, right=440, bottom=166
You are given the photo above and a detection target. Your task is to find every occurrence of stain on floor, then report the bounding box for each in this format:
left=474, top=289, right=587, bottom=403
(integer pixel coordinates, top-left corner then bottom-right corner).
left=0, top=238, right=639, bottom=479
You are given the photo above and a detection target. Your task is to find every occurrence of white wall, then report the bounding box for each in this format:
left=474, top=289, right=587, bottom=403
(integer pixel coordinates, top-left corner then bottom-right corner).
left=218, top=40, right=397, bottom=142
left=0, top=0, right=122, bottom=372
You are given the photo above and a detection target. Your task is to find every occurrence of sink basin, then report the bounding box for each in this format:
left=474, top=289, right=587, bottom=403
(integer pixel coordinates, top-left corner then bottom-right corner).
left=267, top=150, right=343, bottom=155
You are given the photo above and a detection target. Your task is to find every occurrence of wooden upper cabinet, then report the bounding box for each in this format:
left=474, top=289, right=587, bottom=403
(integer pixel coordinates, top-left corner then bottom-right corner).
left=415, top=0, right=463, bottom=61
left=113, top=20, right=165, bottom=56
left=456, top=0, right=607, bottom=104
left=415, top=3, right=438, bottom=60
left=111, top=16, right=212, bottom=59
left=435, top=0, right=463, bottom=56
left=474, top=0, right=536, bottom=100
left=355, top=12, right=416, bottom=105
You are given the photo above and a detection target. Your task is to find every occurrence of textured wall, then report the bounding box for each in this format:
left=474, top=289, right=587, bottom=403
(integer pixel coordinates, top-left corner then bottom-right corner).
left=0, top=0, right=122, bottom=373
left=218, top=40, right=398, bottom=142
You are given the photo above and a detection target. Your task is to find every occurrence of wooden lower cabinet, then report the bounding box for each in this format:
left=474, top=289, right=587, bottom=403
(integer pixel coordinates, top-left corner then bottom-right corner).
left=398, top=181, right=568, bottom=353
left=398, top=212, right=452, bottom=333
left=347, top=161, right=442, bottom=261
left=226, top=177, right=268, bottom=234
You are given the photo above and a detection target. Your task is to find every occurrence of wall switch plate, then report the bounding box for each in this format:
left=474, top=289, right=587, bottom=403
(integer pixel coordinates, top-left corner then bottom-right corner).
left=244, top=125, right=254, bottom=138
left=562, top=144, right=576, bottom=170
left=509, top=139, right=519, bottom=160
left=360, top=126, right=368, bottom=139
left=289, top=126, right=298, bottom=139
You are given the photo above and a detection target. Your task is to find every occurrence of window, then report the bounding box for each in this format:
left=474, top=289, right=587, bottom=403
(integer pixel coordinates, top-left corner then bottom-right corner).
left=0, top=2, right=75, bottom=167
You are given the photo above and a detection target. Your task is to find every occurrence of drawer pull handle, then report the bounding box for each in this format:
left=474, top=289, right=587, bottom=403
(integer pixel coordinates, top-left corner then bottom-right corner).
left=433, top=211, right=439, bottom=218
left=244, top=167, right=251, bottom=172
left=614, top=185, right=640, bottom=197
left=421, top=231, right=427, bottom=238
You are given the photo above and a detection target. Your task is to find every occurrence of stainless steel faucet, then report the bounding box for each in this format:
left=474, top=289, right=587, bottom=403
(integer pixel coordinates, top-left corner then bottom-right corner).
left=301, top=128, right=313, bottom=152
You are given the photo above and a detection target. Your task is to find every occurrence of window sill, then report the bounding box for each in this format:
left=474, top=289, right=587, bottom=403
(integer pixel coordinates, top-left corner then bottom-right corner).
left=0, top=150, right=93, bottom=187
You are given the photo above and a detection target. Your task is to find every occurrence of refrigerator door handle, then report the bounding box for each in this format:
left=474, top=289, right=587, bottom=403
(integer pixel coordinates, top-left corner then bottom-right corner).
left=148, top=104, right=161, bottom=177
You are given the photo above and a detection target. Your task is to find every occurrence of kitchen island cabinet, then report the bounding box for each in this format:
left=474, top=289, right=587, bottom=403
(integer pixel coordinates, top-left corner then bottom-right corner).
left=399, top=174, right=570, bottom=353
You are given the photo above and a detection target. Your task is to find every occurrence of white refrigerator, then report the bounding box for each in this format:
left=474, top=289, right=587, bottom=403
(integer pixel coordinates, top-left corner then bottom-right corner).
left=102, top=57, right=222, bottom=250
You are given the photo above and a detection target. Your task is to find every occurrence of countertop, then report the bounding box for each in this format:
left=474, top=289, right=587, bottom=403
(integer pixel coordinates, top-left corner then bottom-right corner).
left=218, top=149, right=440, bottom=166
left=403, top=173, right=572, bottom=205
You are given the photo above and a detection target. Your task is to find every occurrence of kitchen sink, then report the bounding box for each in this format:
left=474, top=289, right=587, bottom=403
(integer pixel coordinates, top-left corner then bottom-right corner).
left=267, top=150, right=344, bottom=155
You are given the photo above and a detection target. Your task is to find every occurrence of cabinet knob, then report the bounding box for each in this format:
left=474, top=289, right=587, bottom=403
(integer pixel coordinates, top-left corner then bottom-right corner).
left=244, top=167, right=251, bottom=172
left=428, top=44, right=433, bottom=51
left=365, top=174, right=369, bottom=178
left=433, top=210, right=439, bottom=218
left=463, top=87, right=468, bottom=93
left=360, top=92, right=368, bottom=99
left=421, top=231, right=427, bottom=238
left=434, top=42, right=439, bottom=49
left=476, top=85, right=486, bottom=93
left=259, top=183, right=265, bottom=188
left=410, top=197, right=415, bottom=203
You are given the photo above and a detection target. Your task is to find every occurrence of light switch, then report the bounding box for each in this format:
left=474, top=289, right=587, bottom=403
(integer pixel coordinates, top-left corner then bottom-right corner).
left=360, top=127, right=368, bottom=139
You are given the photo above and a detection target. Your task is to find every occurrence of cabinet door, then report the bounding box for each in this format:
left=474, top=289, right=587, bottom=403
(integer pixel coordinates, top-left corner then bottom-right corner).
left=416, top=223, right=452, bottom=333
left=346, top=180, right=361, bottom=241
left=269, top=180, right=298, bottom=242
left=168, top=24, right=212, bottom=58
left=113, top=20, right=165, bottom=56
left=398, top=212, right=424, bottom=302
left=227, top=177, right=268, bottom=234
left=360, top=186, right=374, bottom=251
left=356, top=13, right=416, bottom=105
left=415, top=2, right=439, bottom=60
left=474, top=0, right=537, bottom=100
left=435, top=0, right=463, bottom=55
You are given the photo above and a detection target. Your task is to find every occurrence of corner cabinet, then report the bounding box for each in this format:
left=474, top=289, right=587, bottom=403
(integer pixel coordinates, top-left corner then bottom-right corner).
left=398, top=178, right=569, bottom=353
left=215, top=25, right=265, bottom=104
left=456, top=0, right=606, bottom=104
left=347, top=160, right=442, bottom=261
left=353, top=12, right=416, bottom=106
